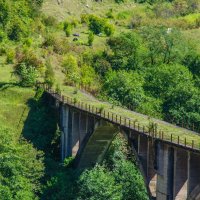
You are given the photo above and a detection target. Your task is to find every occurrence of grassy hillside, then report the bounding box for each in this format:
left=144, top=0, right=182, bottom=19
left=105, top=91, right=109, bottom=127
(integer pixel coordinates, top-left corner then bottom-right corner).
left=0, top=0, right=200, bottom=199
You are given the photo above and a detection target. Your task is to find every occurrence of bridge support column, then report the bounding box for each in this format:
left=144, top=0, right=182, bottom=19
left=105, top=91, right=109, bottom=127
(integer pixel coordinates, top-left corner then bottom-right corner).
left=173, top=148, right=188, bottom=200
left=156, top=143, right=174, bottom=200
left=61, top=105, right=70, bottom=160
left=188, top=152, right=200, bottom=198
left=79, top=113, right=88, bottom=146
left=138, top=135, right=148, bottom=176
left=71, top=112, right=80, bottom=157
left=87, top=115, right=96, bottom=134
left=148, top=139, right=157, bottom=198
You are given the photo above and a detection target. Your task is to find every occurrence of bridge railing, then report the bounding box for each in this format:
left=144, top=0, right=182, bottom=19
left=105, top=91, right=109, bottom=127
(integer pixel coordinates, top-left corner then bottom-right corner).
left=40, top=84, right=200, bottom=152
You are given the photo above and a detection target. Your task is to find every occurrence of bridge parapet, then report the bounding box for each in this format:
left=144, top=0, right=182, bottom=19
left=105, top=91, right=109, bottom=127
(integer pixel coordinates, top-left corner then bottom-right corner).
left=44, top=87, right=200, bottom=153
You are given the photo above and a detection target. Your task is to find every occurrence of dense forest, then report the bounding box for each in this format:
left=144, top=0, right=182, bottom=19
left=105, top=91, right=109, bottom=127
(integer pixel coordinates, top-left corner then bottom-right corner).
left=0, top=0, right=200, bottom=199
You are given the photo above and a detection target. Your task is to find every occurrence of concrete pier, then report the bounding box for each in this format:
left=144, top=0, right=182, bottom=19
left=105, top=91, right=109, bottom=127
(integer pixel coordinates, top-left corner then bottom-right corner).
left=188, top=152, right=200, bottom=198
left=148, top=139, right=157, bottom=198
left=71, top=112, right=80, bottom=156
left=173, top=149, right=188, bottom=200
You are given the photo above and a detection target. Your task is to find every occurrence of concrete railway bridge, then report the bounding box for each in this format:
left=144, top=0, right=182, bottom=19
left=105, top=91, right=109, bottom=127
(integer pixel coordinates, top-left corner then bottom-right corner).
left=45, top=88, right=200, bottom=200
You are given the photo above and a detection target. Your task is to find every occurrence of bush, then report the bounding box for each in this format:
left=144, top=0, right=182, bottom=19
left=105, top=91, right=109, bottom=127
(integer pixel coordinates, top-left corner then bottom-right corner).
left=16, top=63, right=38, bottom=87
left=0, top=44, right=6, bottom=56
left=106, top=9, right=114, bottom=19
left=86, top=15, right=115, bottom=36
left=63, top=21, right=72, bottom=37
left=116, top=11, right=131, bottom=20
left=42, top=34, right=69, bottom=54
left=81, top=14, right=90, bottom=24
left=45, top=60, right=55, bottom=88
left=62, top=55, right=80, bottom=85
left=88, top=15, right=106, bottom=34
left=104, top=24, right=115, bottom=36
left=7, top=17, right=29, bottom=41
left=23, top=38, right=33, bottom=47
left=6, top=49, right=15, bottom=64
left=42, top=15, right=58, bottom=27
left=88, top=31, right=94, bottom=46
left=15, top=47, right=44, bottom=70
left=71, top=18, right=79, bottom=28
left=0, top=29, right=6, bottom=42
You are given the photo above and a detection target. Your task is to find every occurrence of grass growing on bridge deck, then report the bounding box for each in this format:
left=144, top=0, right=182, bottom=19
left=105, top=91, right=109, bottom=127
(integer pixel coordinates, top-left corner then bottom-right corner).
left=61, top=85, right=200, bottom=150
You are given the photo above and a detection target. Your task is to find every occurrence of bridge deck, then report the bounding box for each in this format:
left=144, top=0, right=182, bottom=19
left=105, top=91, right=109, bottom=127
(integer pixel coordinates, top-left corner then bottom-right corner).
left=46, top=85, right=200, bottom=151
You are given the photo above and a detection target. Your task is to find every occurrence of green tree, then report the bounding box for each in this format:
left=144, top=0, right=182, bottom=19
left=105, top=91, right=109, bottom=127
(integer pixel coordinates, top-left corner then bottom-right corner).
left=62, top=55, right=80, bottom=85
left=105, top=134, right=149, bottom=200
left=103, top=70, right=145, bottom=109
left=144, top=64, right=194, bottom=99
left=0, top=128, right=44, bottom=199
left=107, top=32, right=144, bottom=70
left=80, top=64, right=98, bottom=87
left=88, top=15, right=106, bottom=34
left=140, top=26, right=185, bottom=66
left=77, top=165, right=122, bottom=200
left=113, top=160, right=149, bottom=200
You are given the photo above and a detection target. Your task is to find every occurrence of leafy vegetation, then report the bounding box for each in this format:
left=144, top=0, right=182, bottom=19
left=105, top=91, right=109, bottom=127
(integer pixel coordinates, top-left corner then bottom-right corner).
left=1, top=0, right=200, bottom=199
left=42, top=135, right=149, bottom=200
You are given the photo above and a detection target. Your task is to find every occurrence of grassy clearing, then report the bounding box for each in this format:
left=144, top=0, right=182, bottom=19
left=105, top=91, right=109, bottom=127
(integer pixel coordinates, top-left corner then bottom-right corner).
left=60, top=85, right=200, bottom=149
left=0, top=84, right=35, bottom=137
left=42, top=0, right=136, bottom=21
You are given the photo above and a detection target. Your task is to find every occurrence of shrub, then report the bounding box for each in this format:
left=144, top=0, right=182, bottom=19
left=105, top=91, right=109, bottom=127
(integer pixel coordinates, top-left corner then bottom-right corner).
left=42, top=34, right=69, bottom=54
left=88, top=31, right=94, bottom=46
left=6, top=49, right=15, bottom=64
left=23, top=38, right=33, bottom=47
left=63, top=21, right=72, bottom=37
left=87, top=15, right=115, bottom=36
left=106, top=9, right=114, bottom=19
left=129, top=14, right=143, bottom=29
left=0, top=29, right=5, bottom=42
left=88, top=15, right=106, bottom=34
left=45, top=60, right=55, bottom=88
left=116, top=11, right=131, bottom=20
left=80, top=64, right=98, bottom=88
left=15, top=47, right=44, bottom=70
left=93, top=57, right=112, bottom=77
left=7, top=17, right=28, bottom=41
left=104, top=23, right=115, bottom=36
left=16, top=63, right=38, bottom=87
left=64, top=26, right=71, bottom=37
left=81, top=14, right=90, bottom=24
left=62, top=55, right=80, bottom=85
left=42, top=15, right=58, bottom=27
left=0, top=44, right=6, bottom=56
left=56, top=84, right=61, bottom=94
left=71, top=18, right=79, bottom=28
